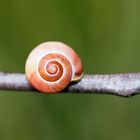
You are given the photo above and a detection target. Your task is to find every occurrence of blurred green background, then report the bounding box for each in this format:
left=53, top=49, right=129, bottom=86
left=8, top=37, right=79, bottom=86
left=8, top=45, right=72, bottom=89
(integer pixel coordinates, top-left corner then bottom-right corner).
left=0, top=0, right=140, bottom=139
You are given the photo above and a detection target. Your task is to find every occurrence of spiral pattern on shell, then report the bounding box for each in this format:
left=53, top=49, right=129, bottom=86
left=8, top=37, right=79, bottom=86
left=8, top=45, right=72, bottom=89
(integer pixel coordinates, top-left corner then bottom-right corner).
left=25, top=41, right=83, bottom=93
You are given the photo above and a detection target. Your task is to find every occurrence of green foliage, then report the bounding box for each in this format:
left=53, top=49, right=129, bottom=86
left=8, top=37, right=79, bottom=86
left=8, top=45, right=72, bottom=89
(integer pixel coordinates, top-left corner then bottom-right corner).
left=0, top=0, right=140, bottom=139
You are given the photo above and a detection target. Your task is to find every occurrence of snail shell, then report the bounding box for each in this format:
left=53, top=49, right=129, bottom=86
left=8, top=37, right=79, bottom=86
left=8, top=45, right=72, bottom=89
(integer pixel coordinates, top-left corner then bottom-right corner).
left=25, top=41, right=83, bottom=93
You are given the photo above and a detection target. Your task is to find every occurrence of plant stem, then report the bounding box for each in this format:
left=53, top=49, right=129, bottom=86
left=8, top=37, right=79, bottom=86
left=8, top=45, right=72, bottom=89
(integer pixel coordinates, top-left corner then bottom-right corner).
left=0, top=72, right=140, bottom=97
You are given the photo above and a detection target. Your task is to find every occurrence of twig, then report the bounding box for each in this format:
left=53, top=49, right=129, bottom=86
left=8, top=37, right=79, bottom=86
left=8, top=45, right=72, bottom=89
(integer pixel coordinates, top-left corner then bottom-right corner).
left=0, top=72, right=140, bottom=97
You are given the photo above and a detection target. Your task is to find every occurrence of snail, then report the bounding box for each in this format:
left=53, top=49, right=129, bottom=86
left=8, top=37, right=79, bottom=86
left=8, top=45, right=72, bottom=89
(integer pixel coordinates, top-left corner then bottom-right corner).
left=25, top=41, right=83, bottom=93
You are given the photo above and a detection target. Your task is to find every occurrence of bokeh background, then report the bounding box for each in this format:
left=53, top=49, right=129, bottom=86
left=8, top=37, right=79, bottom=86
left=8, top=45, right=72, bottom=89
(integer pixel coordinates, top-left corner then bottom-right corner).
left=0, top=0, right=140, bottom=139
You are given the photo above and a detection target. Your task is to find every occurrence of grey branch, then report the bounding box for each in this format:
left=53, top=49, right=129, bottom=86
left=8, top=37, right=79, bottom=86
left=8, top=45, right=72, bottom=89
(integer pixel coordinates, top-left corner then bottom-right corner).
left=0, top=72, right=140, bottom=97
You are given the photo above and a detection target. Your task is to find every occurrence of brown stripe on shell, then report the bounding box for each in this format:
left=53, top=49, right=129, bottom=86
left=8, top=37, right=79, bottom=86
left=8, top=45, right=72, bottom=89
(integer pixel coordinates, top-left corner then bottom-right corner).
left=39, top=54, right=63, bottom=82
left=36, top=53, right=73, bottom=93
